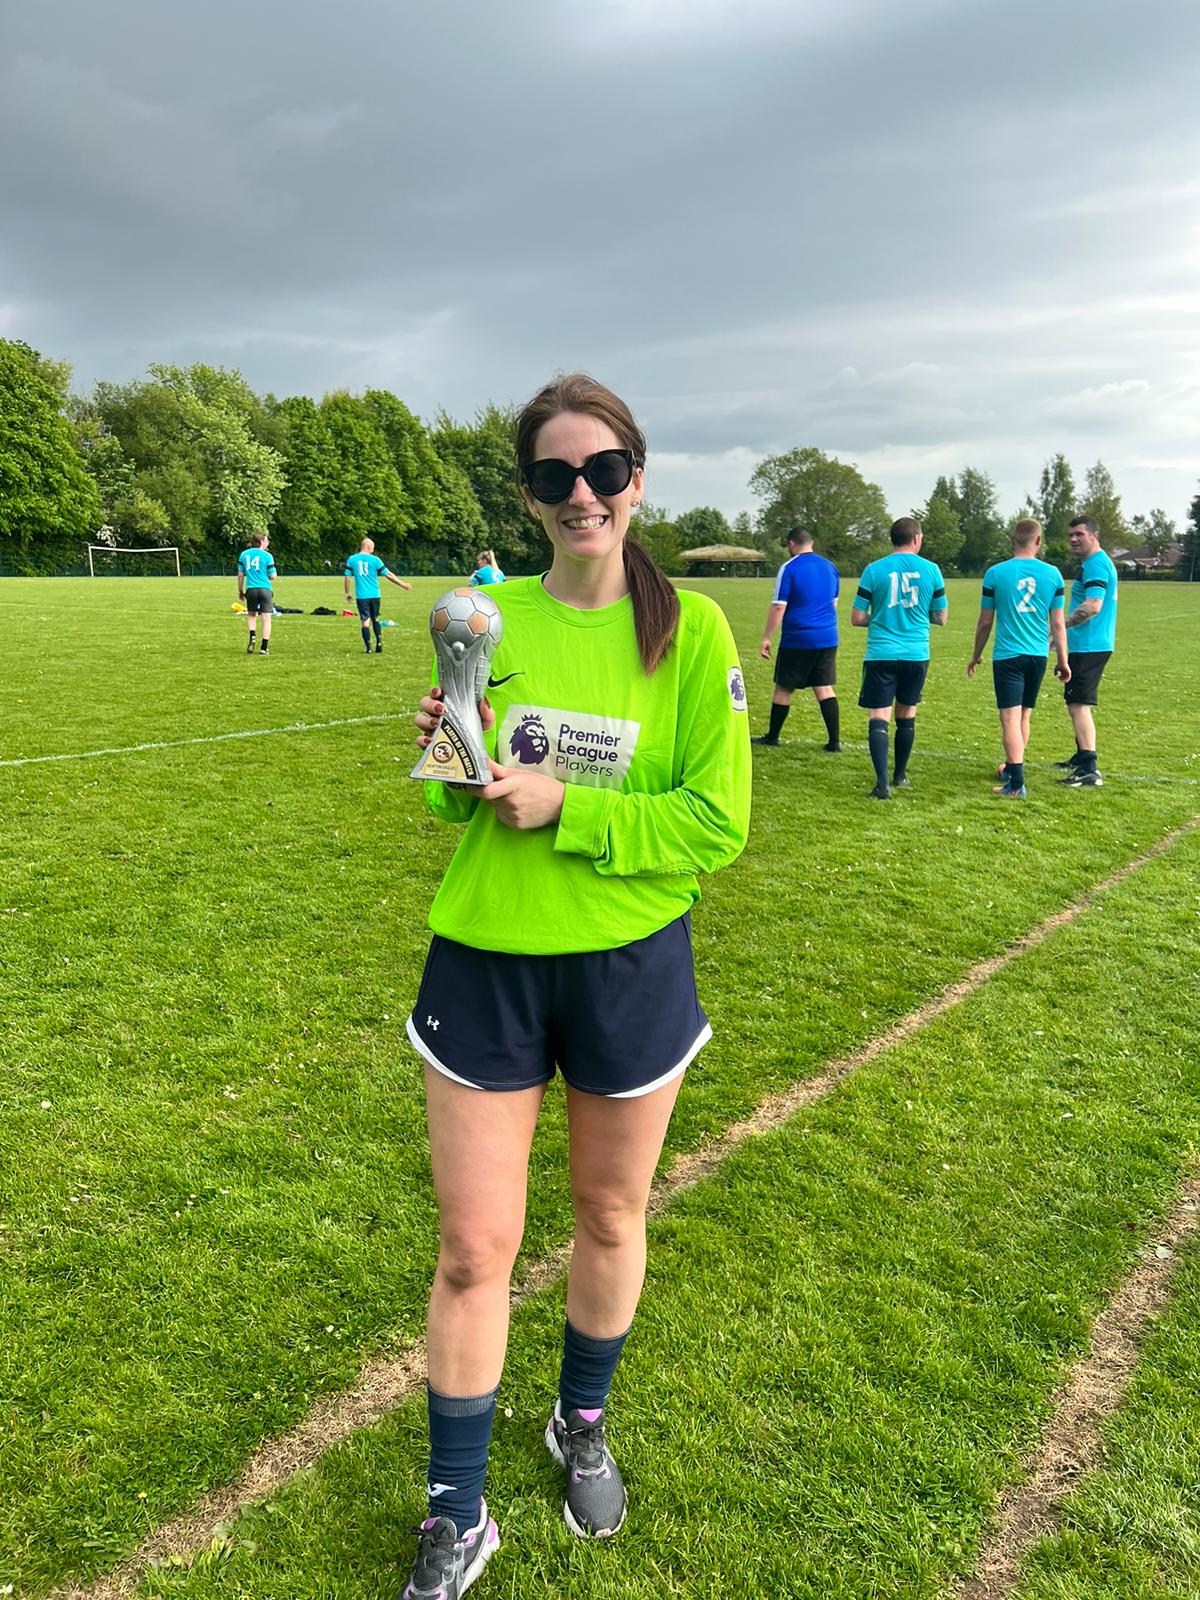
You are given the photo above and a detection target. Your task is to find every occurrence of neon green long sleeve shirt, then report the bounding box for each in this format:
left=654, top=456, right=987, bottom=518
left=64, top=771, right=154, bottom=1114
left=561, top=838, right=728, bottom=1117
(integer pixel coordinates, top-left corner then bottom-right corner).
left=422, top=577, right=751, bottom=955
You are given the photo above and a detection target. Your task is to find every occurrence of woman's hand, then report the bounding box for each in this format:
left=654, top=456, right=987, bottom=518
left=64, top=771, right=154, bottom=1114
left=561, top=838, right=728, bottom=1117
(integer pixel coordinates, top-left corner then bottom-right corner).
left=480, top=759, right=565, bottom=830
left=414, top=685, right=495, bottom=747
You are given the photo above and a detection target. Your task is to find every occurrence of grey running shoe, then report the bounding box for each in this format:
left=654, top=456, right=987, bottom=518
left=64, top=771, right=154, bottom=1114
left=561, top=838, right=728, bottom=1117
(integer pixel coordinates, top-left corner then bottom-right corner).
left=401, top=1504, right=498, bottom=1599
left=867, top=782, right=892, bottom=800
left=246, top=636, right=256, bottom=654
left=545, top=1403, right=627, bottom=1538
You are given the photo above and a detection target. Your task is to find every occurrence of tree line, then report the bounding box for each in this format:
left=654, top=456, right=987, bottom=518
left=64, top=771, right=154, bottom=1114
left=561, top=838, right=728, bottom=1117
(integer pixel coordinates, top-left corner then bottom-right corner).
left=2, top=336, right=1198, bottom=578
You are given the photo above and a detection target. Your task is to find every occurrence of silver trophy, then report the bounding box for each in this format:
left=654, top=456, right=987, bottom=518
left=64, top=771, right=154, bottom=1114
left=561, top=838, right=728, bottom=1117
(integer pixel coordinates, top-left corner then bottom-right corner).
left=410, top=587, right=504, bottom=786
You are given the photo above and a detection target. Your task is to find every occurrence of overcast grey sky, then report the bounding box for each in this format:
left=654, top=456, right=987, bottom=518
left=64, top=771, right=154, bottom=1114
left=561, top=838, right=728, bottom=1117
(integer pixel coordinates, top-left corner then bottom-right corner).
left=3, top=0, right=1199, bottom=528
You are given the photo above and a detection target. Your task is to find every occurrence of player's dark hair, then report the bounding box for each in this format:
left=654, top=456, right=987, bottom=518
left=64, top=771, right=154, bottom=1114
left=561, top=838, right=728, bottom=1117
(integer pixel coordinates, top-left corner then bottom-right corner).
left=1069, top=515, right=1100, bottom=535
left=788, top=527, right=813, bottom=547
left=889, top=517, right=922, bottom=547
left=516, top=372, right=680, bottom=674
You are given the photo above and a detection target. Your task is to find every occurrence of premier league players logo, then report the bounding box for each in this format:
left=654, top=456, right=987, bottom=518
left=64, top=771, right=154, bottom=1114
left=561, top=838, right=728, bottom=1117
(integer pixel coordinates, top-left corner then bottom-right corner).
left=411, top=588, right=504, bottom=786
left=509, top=714, right=550, bottom=765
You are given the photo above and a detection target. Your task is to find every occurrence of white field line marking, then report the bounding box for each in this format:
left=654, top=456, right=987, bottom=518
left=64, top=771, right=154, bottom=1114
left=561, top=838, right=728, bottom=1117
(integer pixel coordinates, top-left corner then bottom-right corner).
left=951, top=1178, right=1200, bottom=1600
left=43, top=813, right=1200, bottom=1600
left=0, top=714, right=413, bottom=769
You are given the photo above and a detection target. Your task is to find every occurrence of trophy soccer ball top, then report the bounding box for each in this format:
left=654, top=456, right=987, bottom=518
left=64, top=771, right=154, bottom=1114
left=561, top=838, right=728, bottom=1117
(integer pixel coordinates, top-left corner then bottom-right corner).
left=410, top=587, right=504, bottom=786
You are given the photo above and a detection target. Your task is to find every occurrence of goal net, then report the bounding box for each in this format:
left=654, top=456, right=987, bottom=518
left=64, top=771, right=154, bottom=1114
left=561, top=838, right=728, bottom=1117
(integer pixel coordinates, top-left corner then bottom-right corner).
left=87, top=544, right=182, bottom=577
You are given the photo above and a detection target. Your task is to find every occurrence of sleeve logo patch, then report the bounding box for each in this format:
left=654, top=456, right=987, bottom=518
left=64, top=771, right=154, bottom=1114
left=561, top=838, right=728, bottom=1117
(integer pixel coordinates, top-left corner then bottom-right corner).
left=728, top=666, right=747, bottom=712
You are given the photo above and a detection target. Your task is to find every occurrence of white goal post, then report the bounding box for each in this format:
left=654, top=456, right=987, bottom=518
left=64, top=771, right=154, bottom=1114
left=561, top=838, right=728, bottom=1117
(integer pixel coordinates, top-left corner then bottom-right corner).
left=87, top=544, right=182, bottom=577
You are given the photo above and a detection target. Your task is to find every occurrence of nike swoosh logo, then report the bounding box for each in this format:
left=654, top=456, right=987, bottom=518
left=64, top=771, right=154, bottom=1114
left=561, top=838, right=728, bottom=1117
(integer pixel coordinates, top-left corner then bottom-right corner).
left=487, top=671, right=524, bottom=687
left=428, top=1483, right=457, bottom=1498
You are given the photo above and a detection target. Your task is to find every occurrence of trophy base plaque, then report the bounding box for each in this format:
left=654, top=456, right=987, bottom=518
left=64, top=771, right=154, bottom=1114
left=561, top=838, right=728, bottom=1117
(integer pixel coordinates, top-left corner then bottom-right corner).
left=411, top=714, right=490, bottom=786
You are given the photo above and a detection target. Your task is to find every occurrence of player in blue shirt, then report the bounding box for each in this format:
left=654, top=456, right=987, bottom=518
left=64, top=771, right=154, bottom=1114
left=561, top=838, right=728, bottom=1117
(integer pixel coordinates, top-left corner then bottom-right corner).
left=1053, top=516, right=1119, bottom=787
left=967, top=519, right=1071, bottom=798
left=344, top=538, right=413, bottom=654
left=470, top=548, right=506, bottom=587
left=753, top=527, right=841, bottom=751
left=236, top=532, right=277, bottom=655
left=851, top=517, right=948, bottom=799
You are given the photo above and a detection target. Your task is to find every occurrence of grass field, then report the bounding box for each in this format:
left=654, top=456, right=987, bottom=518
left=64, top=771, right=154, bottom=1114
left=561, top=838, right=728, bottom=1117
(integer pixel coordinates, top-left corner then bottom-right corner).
left=2, top=574, right=1199, bottom=1599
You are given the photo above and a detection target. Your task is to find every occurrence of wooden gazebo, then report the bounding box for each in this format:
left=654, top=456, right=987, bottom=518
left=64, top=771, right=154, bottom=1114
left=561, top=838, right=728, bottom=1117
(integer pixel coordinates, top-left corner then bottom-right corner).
left=679, top=544, right=766, bottom=577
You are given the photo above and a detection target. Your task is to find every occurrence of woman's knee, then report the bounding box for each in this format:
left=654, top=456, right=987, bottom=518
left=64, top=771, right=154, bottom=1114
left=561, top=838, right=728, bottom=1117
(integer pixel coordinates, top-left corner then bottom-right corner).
left=572, top=1190, right=645, bottom=1252
left=436, top=1221, right=522, bottom=1293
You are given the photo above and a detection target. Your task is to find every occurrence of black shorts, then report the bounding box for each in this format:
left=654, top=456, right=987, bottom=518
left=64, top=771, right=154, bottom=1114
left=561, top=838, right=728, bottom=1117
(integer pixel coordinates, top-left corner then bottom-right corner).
left=775, top=646, right=837, bottom=691
left=858, top=659, right=929, bottom=710
left=993, top=654, right=1047, bottom=710
left=1064, top=651, right=1111, bottom=706
left=356, top=596, right=381, bottom=621
left=406, top=915, right=710, bottom=1097
left=244, top=588, right=273, bottom=615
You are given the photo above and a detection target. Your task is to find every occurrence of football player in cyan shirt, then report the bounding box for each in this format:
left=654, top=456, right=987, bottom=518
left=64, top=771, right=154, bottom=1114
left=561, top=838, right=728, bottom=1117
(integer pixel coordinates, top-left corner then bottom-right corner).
left=236, top=532, right=277, bottom=655
left=851, top=517, right=948, bottom=799
left=1054, top=515, right=1119, bottom=787
left=967, top=518, right=1070, bottom=798
left=343, top=537, right=412, bottom=654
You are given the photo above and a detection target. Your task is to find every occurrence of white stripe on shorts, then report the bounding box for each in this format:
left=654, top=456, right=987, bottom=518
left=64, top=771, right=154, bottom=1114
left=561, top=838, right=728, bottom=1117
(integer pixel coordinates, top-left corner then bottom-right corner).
left=606, top=1021, right=713, bottom=1099
left=405, top=1014, right=489, bottom=1090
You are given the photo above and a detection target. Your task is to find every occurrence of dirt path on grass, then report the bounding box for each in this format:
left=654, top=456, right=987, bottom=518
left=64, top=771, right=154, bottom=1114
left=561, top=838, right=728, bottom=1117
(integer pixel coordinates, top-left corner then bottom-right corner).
left=46, top=814, right=1200, bottom=1600
left=952, top=1180, right=1200, bottom=1600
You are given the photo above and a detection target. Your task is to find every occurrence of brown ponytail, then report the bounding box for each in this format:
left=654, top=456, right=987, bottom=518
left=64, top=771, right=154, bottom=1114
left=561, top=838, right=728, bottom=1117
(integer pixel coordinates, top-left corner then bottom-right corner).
left=622, top=535, right=681, bottom=674
left=516, top=372, right=681, bottom=675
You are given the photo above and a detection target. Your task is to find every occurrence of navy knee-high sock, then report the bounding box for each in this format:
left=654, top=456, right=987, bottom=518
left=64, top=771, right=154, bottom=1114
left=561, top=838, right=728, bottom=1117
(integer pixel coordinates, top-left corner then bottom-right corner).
left=426, top=1384, right=497, bottom=1536
left=558, top=1320, right=631, bottom=1416
left=893, top=717, right=916, bottom=781
left=361, top=624, right=372, bottom=651
left=819, top=696, right=840, bottom=747
left=868, top=720, right=890, bottom=788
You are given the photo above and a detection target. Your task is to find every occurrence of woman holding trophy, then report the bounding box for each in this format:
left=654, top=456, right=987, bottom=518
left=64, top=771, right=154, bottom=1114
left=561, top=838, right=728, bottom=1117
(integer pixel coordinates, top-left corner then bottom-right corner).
left=402, top=373, right=751, bottom=1599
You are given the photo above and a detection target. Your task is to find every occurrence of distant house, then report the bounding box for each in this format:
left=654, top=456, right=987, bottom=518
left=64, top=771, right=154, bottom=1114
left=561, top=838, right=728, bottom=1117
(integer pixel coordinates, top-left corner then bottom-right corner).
left=1112, top=543, right=1183, bottom=576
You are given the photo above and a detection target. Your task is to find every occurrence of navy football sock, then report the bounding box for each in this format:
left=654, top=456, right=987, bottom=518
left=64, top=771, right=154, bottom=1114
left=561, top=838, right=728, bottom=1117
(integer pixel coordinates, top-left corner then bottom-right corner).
left=1009, top=761, right=1025, bottom=789
left=893, top=717, right=916, bottom=781
left=868, top=721, right=890, bottom=788
left=767, top=702, right=789, bottom=741
left=819, top=697, right=840, bottom=746
left=361, top=625, right=372, bottom=650
left=426, top=1385, right=497, bottom=1537
left=558, top=1319, right=630, bottom=1416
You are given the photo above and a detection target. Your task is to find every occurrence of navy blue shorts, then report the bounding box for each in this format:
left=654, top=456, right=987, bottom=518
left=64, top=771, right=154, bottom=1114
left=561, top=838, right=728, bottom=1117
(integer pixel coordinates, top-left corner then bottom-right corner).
left=406, top=915, right=710, bottom=1097
left=858, top=658, right=929, bottom=709
left=993, top=654, right=1047, bottom=710
left=356, top=597, right=381, bottom=621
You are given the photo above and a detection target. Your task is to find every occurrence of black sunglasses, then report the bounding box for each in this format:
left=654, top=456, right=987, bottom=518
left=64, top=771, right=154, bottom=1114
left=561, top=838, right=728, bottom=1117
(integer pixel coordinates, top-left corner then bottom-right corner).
left=521, top=449, right=637, bottom=505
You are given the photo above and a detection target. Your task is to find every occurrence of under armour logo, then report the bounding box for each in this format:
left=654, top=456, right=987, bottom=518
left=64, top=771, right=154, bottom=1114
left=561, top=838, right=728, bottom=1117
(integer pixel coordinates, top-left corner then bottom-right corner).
left=426, top=1016, right=440, bottom=1031
left=428, top=1482, right=457, bottom=1498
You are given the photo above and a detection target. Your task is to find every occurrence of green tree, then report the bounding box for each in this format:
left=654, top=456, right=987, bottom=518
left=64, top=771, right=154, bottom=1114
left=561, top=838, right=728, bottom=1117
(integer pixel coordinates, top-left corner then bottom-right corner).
left=72, top=416, right=169, bottom=543
left=749, top=446, right=888, bottom=567
left=914, top=491, right=963, bottom=570
left=1079, top=460, right=1129, bottom=549
left=629, top=502, right=683, bottom=575
left=89, top=364, right=285, bottom=562
left=0, top=340, right=102, bottom=572
left=673, top=506, right=732, bottom=551
left=1025, top=454, right=1077, bottom=564
left=954, top=466, right=1006, bottom=574
left=272, top=396, right=334, bottom=570
left=317, top=391, right=408, bottom=554
left=1128, top=508, right=1177, bottom=557
left=433, top=403, right=534, bottom=567
left=1184, top=489, right=1200, bottom=581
